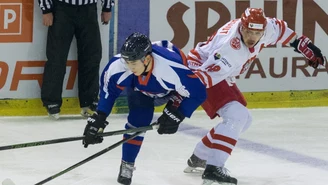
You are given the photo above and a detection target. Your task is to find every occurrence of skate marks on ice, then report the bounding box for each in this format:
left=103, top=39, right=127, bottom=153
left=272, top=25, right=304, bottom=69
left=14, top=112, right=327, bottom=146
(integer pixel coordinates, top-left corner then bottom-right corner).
left=236, top=139, right=328, bottom=171
left=178, top=122, right=328, bottom=172
left=1, top=108, right=328, bottom=185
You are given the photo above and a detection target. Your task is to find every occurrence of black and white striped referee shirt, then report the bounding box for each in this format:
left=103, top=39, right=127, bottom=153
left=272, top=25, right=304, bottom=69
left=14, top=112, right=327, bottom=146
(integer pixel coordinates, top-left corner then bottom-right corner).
left=38, top=0, right=113, bottom=14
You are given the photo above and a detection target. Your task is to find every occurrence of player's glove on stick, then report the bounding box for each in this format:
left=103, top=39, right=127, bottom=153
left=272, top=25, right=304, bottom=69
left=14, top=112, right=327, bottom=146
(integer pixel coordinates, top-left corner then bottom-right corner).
left=157, top=93, right=185, bottom=134
left=291, top=35, right=325, bottom=68
left=83, top=112, right=108, bottom=148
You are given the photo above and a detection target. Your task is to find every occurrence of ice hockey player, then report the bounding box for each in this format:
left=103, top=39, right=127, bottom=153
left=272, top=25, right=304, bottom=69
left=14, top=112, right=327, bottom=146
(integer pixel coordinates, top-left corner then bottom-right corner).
left=82, top=32, right=206, bottom=185
left=184, top=7, right=326, bottom=185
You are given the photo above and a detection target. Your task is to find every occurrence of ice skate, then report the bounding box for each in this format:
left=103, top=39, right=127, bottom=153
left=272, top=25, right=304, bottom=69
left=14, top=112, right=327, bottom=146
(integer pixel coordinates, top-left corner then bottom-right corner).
left=81, top=102, right=97, bottom=118
left=117, top=160, right=136, bottom=185
left=201, top=165, right=237, bottom=185
left=184, top=154, right=206, bottom=174
left=45, top=104, right=60, bottom=120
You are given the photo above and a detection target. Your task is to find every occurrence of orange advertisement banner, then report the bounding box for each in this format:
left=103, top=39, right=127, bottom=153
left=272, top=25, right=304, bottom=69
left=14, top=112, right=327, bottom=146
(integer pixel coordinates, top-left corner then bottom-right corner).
left=0, top=0, right=33, bottom=42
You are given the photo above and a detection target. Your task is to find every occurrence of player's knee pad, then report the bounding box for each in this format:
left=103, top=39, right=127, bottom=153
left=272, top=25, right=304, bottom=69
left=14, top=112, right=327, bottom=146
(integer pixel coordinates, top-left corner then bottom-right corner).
left=241, top=110, right=253, bottom=133
left=217, top=101, right=250, bottom=134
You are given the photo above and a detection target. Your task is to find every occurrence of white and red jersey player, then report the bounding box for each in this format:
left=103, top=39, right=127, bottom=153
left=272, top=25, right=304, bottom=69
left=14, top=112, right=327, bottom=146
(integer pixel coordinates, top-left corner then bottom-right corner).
left=185, top=8, right=326, bottom=185
left=188, top=18, right=296, bottom=87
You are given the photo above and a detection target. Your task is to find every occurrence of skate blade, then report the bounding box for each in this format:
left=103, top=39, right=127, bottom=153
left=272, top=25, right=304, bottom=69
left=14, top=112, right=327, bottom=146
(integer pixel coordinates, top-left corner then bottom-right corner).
left=202, top=180, right=236, bottom=185
left=184, top=166, right=204, bottom=174
left=202, top=179, right=214, bottom=185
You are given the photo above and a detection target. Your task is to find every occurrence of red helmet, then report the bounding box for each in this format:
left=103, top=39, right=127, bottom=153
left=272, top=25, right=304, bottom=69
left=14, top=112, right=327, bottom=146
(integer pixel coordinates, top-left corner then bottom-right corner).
left=241, top=8, right=267, bottom=31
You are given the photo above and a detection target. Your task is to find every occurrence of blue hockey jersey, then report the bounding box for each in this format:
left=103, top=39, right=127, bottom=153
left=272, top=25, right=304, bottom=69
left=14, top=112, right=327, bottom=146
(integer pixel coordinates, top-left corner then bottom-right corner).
left=97, top=41, right=206, bottom=118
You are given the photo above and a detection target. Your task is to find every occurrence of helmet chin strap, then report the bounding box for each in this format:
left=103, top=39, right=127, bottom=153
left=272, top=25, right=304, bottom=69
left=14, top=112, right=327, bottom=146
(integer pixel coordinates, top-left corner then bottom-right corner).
left=141, top=56, right=152, bottom=75
left=141, top=60, right=151, bottom=75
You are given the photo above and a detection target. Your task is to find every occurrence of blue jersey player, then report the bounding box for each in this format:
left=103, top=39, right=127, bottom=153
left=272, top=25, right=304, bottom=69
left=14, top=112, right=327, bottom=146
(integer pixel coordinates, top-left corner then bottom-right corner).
left=82, top=32, right=206, bottom=185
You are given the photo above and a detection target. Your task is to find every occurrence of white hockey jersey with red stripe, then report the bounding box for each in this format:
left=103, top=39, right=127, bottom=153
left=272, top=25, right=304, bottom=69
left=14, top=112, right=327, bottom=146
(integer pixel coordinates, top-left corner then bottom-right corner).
left=187, top=18, right=296, bottom=88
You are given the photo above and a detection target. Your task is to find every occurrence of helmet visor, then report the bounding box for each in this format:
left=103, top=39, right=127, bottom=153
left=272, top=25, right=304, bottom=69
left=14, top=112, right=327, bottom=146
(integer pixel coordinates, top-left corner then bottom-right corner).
left=121, top=54, right=145, bottom=64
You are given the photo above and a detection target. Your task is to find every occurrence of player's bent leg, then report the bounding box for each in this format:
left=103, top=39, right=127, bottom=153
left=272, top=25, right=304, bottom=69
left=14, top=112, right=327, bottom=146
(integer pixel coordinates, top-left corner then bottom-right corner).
left=118, top=89, right=154, bottom=185
left=201, top=101, right=250, bottom=185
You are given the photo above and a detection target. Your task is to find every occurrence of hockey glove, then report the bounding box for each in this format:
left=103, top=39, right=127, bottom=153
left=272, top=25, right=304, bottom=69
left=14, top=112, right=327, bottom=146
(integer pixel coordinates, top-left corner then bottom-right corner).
left=290, top=35, right=325, bottom=68
left=157, top=93, right=185, bottom=134
left=83, top=112, right=108, bottom=148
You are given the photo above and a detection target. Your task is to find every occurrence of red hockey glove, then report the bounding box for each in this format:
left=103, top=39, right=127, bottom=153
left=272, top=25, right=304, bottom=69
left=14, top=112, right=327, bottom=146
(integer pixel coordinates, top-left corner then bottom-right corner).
left=290, top=35, right=325, bottom=68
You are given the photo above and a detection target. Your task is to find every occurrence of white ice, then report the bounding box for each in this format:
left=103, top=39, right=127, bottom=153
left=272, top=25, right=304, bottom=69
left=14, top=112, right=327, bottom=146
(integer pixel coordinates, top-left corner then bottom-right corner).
left=0, top=107, right=328, bottom=185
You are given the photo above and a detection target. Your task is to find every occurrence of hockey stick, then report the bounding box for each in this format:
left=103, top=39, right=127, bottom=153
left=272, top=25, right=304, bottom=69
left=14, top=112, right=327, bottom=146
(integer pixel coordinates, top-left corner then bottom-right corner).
left=0, top=124, right=158, bottom=151
left=34, top=131, right=145, bottom=185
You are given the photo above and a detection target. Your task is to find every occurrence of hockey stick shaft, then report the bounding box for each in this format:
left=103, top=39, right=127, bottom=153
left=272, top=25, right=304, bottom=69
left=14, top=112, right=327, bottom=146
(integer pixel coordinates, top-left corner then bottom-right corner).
left=34, top=131, right=143, bottom=185
left=0, top=124, right=157, bottom=151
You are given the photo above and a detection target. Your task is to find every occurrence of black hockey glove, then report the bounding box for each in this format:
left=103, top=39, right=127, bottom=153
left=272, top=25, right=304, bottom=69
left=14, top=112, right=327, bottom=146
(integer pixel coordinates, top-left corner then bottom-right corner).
left=157, top=93, right=185, bottom=134
left=83, top=112, right=108, bottom=148
left=290, top=35, right=326, bottom=68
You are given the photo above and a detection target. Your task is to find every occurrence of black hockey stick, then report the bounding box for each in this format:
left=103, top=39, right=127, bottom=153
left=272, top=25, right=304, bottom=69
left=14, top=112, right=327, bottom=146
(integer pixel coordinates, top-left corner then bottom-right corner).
left=34, top=131, right=145, bottom=185
left=0, top=124, right=158, bottom=151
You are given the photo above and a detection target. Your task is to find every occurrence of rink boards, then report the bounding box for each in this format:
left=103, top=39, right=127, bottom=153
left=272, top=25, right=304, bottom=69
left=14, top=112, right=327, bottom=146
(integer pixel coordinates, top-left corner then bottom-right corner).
left=0, top=0, right=328, bottom=116
left=2, top=89, right=328, bottom=116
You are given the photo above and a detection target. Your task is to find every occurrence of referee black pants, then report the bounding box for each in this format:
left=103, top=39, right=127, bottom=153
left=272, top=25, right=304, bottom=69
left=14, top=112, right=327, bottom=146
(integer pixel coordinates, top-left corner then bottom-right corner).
left=41, top=1, right=102, bottom=108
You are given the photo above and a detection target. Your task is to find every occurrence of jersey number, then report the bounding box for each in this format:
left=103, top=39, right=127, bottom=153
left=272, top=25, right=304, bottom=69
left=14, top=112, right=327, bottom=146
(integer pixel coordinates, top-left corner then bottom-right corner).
left=205, top=64, right=221, bottom=72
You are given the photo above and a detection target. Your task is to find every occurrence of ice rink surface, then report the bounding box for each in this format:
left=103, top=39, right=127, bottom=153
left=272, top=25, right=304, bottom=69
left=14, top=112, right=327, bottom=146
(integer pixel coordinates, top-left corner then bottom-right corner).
left=0, top=107, right=328, bottom=185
